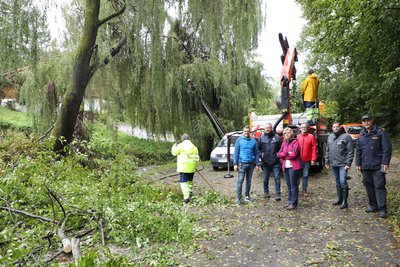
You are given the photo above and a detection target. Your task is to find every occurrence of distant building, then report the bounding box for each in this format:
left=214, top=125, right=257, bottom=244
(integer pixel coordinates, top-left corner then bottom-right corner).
left=0, top=85, right=18, bottom=99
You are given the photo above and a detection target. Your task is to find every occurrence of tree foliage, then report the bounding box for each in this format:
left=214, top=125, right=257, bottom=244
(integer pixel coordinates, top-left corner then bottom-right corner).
left=0, top=126, right=226, bottom=265
left=0, top=0, right=50, bottom=87
left=296, top=0, right=400, bottom=131
left=16, top=0, right=269, bottom=156
left=94, top=0, right=268, bottom=155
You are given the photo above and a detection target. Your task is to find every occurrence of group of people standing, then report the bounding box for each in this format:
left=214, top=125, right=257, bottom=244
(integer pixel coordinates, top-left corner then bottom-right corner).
left=170, top=114, right=392, bottom=219
left=233, top=123, right=316, bottom=210
left=232, top=115, right=392, bottom=218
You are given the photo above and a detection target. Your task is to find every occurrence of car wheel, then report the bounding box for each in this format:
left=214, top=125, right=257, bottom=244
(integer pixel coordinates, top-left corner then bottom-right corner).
left=212, top=166, right=219, bottom=171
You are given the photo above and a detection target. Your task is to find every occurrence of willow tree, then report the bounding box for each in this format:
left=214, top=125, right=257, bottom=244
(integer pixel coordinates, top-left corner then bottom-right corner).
left=0, top=0, right=49, bottom=86
left=48, top=0, right=267, bottom=156
left=101, top=0, right=265, bottom=156
left=296, top=0, right=400, bottom=131
left=13, top=0, right=266, bottom=154
left=52, top=0, right=126, bottom=151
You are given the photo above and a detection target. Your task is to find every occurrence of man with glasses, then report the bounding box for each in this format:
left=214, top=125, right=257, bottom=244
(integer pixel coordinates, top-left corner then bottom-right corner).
left=233, top=126, right=260, bottom=205
left=356, top=115, right=392, bottom=218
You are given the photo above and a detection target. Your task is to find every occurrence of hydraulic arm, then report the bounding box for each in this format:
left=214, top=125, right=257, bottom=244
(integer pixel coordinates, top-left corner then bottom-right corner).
left=187, top=79, right=226, bottom=139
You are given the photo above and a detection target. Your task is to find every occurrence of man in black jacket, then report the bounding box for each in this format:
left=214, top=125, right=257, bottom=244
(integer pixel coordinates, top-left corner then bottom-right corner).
left=258, top=123, right=282, bottom=201
left=356, top=115, right=392, bottom=218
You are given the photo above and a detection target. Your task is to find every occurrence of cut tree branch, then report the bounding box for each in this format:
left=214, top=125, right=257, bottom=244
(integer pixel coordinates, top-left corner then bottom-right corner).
left=1, top=207, right=58, bottom=223
left=46, top=184, right=66, bottom=220
left=44, top=249, right=63, bottom=263
left=57, top=214, right=72, bottom=253
left=75, top=228, right=95, bottom=239
left=35, top=123, right=55, bottom=143
left=98, top=214, right=106, bottom=245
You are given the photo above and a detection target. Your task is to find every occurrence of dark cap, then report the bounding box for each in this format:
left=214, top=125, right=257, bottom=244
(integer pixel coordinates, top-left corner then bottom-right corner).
left=361, top=114, right=373, bottom=121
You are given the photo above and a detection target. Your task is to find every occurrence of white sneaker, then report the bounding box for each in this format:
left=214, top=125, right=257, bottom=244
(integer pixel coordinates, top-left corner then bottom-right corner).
left=244, top=196, right=254, bottom=202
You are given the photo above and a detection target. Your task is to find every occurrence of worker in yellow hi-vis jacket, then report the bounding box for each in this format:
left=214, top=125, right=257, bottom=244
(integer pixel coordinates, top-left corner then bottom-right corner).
left=301, top=69, right=320, bottom=124
left=171, top=134, right=200, bottom=203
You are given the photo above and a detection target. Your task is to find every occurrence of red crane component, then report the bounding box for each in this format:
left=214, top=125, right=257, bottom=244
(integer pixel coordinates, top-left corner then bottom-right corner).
left=275, top=33, right=298, bottom=128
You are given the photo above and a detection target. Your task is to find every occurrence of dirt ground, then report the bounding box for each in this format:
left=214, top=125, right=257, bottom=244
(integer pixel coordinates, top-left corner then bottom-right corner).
left=142, top=158, right=400, bottom=266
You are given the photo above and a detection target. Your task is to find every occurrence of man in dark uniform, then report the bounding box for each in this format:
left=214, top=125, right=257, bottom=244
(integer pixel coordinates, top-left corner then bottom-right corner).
left=356, top=115, right=392, bottom=218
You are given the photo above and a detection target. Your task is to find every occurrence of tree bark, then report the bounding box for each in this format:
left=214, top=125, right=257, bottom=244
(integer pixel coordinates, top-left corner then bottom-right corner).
left=52, top=0, right=101, bottom=152
left=52, top=1, right=126, bottom=152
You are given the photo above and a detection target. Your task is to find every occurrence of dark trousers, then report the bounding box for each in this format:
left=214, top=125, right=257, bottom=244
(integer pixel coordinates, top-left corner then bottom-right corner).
left=362, top=169, right=387, bottom=211
left=180, top=173, right=194, bottom=182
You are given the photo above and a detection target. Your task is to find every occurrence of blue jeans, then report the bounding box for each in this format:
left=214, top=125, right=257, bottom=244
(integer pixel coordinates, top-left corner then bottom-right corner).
left=284, top=167, right=300, bottom=206
left=237, top=163, right=255, bottom=200
left=263, top=164, right=281, bottom=195
left=332, top=166, right=348, bottom=188
left=301, top=162, right=311, bottom=192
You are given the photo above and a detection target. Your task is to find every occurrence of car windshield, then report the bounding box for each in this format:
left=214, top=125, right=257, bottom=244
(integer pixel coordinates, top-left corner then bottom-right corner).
left=348, top=126, right=362, bottom=134
left=218, top=136, right=240, bottom=147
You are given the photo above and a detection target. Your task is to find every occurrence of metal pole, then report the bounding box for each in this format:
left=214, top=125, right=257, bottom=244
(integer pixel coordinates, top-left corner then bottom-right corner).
left=224, top=134, right=234, bottom=178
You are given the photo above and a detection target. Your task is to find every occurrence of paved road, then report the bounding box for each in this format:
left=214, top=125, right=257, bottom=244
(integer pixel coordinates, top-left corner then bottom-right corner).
left=170, top=163, right=400, bottom=266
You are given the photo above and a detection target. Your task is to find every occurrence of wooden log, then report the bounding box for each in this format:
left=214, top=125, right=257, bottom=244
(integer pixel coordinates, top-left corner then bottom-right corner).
left=71, top=237, right=81, bottom=259
left=57, top=214, right=71, bottom=253
left=56, top=229, right=72, bottom=253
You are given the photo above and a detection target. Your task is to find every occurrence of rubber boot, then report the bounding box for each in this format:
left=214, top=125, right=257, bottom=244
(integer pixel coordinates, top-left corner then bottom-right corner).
left=188, top=181, right=193, bottom=198
left=180, top=182, right=190, bottom=203
left=340, top=186, right=348, bottom=209
left=332, top=186, right=342, bottom=205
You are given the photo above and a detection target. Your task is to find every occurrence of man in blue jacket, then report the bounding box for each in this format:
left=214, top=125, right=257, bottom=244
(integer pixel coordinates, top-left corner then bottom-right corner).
left=233, top=126, right=260, bottom=205
left=356, top=115, right=392, bottom=218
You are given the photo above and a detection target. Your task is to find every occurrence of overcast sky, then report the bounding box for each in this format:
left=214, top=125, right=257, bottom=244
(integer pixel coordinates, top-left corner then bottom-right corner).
left=256, top=0, right=306, bottom=79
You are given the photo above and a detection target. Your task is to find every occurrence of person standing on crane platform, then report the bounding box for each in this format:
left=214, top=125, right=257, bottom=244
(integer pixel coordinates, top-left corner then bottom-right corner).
left=301, top=69, right=320, bottom=124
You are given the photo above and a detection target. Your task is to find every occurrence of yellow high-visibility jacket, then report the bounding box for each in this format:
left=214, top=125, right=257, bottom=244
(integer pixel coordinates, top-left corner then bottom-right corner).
left=301, top=73, right=320, bottom=102
left=171, top=140, right=199, bottom=173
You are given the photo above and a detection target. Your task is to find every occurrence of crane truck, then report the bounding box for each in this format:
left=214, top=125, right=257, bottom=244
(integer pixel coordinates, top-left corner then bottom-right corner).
left=250, top=33, right=328, bottom=170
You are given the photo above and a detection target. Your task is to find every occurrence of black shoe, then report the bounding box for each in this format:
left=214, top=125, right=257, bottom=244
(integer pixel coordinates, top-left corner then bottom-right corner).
left=379, top=210, right=388, bottom=218
left=365, top=207, right=379, bottom=213
left=183, top=198, right=190, bottom=204
left=275, top=195, right=281, bottom=201
left=332, top=199, right=342, bottom=205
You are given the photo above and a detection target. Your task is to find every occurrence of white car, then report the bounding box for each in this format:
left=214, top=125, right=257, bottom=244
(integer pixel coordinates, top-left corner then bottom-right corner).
left=210, top=132, right=242, bottom=170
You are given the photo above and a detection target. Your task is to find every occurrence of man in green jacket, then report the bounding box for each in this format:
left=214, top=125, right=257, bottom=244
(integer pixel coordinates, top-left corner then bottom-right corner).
left=171, top=134, right=200, bottom=203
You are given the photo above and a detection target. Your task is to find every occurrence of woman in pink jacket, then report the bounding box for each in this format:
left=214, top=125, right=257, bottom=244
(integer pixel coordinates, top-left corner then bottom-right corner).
left=278, top=127, right=303, bottom=210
